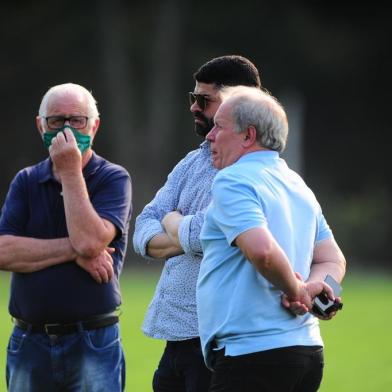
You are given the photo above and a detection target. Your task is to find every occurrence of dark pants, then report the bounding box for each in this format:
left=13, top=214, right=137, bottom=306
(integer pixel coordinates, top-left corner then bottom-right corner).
left=209, top=345, right=324, bottom=392
left=153, top=338, right=212, bottom=392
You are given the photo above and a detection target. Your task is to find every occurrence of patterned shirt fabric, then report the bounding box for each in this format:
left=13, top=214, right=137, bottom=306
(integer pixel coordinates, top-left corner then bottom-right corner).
left=133, top=141, right=217, bottom=340
left=197, top=151, right=333, bottom=368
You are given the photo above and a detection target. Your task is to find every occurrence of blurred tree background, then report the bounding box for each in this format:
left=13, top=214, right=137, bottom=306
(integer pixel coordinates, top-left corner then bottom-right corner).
left=0, top=0, right=390, bottom=269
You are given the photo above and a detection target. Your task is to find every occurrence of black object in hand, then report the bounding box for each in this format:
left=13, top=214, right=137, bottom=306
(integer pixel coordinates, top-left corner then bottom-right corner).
left=312, top=275, right=343, bottom=317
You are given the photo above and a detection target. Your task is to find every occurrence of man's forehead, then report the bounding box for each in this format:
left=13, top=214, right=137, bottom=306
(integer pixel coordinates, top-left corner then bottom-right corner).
left=47, top=91, right=86, bottom=108
left=215, top=101, right=232, bottom=121
left=194, top=82, right=219, bottom=96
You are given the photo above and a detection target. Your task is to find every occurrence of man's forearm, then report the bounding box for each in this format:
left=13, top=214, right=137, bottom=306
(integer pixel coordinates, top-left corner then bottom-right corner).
left=161, top=211, right=184, bottom=248
left=61, top=172, right=115, bottom=257
left=147, top=233, right=184, bottom=259
left=236, top=227, right=300, bottom=299
left=0, top=235, right=75, bottom=272
left=308, top=238, right=346, bottom=283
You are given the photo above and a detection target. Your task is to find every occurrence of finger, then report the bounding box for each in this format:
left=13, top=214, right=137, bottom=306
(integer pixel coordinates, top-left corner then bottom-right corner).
left=281, top=297, right=290, bottom=308
left=291, top=303, right=308, bottom=315
left=98, top=266, right=109, bottom=284
left=93, top=270, right=102, bottom=284
left=63, top=127, right=75, bottom=140
left=107, top=262, right=114, bottom=280
left=55, top=131, right=67, bottom=144
left=292, top=308, right=307, bottom=316
left=105, top=247, right=116, bottom=254
left=294, top=271, right=303, bottom=281
left=323, top=282, right=335, bottom=301
left=63, top=128, right=79, bottom=148
left=48, top=137, right=59, bottom=153
left=103, top=252, right=114, bottom=265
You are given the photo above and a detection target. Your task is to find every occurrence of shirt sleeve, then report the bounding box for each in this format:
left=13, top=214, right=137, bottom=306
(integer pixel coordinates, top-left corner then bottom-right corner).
left=315, top=210, right=333, bottom=243
left=211, top=171, right=267, bottom=246
left=177, top=208, right=207, bottom=256
left=133, top=160, right=184, bottom=260
left=91, top=166, right=133, bottom=239
left=0, top=170, right=29, bottom=236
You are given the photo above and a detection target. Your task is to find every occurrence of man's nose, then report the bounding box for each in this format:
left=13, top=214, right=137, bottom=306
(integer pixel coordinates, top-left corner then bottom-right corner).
left=190, top=101, right=202, bottom=113
left=206, top=127, right=215, bottom=141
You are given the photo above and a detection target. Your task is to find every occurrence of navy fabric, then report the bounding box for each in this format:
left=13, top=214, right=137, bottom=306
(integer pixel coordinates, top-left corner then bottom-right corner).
left=0, top=152, right=132, bottom=323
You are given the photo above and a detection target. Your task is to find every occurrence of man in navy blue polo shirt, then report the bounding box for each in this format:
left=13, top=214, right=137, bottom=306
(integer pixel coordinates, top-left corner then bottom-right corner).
left=0, top=83, right=132, bottom=391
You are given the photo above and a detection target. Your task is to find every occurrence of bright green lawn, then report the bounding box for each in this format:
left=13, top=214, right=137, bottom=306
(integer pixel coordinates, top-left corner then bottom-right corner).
left=1, top=268, right=391, bottom=391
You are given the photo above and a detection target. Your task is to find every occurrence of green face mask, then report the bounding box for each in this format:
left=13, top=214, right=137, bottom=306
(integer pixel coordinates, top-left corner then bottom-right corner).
left=43, top=126, right=91, bottom=154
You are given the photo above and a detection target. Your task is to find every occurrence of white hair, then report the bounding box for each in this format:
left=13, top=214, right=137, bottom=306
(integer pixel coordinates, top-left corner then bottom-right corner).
left=38, top=83, right=99, bottom=118
left=221, top=86, right=288, bottom=153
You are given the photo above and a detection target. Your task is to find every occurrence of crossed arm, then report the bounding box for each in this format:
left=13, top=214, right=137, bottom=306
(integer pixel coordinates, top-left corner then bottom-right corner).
left=0, top=236, right=76, bottom=273
left=0, top=234, right=115, bottom=284
left=146, top=211, right=184, bottom=259
left=0, top=130, right=117, bottom=283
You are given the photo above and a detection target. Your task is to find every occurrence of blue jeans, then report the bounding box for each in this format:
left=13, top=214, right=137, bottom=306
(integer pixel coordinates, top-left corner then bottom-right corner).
left=6, top=323, right=125, bottom=392
left=153, top=338, right=212, bottom=392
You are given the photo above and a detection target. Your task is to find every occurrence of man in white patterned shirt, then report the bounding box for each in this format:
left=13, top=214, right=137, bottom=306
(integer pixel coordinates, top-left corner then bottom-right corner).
left=133, top=55, right=262, bottom=392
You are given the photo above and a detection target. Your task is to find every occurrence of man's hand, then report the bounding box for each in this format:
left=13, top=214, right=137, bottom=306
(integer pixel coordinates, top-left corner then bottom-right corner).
left=76, top=247, right=115, bottom=284
left=282, top=274, right=337, bottom=320
left=49, top=128, right=82, bottom=179
left=146, top=233, right=184, bottom=259
left=161, top=211, right=184, bottom=247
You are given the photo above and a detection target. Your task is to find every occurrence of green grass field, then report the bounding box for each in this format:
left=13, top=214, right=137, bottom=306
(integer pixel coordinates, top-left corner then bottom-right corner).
left=1, top=268, right=391, bottom=391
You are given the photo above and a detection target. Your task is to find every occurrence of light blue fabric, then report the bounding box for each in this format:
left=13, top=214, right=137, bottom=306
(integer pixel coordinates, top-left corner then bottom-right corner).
left=197, top=151, right=333, bottom=368
left=7, top=324, right=125, bottom=391
left=133, top=141, right=217, bottom=340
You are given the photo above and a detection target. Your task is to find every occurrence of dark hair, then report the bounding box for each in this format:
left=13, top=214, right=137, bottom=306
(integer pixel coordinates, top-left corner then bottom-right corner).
left=193, top=55, right=261, bottom=88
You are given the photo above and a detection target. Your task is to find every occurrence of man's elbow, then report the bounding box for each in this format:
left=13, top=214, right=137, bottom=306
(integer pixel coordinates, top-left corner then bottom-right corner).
left=72, top=238, right=107, bottom=258
left=247, top=248, right=274, bottom=271
left=338, top=256, right=347, bottom=278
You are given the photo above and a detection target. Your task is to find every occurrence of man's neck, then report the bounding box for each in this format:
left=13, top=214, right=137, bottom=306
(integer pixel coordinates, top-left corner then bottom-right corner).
left=81, top=149, right=93, bottom=169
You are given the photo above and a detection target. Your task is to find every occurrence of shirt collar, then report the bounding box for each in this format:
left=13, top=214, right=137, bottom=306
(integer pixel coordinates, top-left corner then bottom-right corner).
left=238, top=150, right=279, bottom=163
left=38, top=151, right=101, bottom=184
left=37, top=158, right=55, bottom=183
left=199, top=140, right=210, bottom=149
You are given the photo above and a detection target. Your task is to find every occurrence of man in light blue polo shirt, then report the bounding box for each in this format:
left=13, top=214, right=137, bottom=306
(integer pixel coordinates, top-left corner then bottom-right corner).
left=197, top=87, right=346, bottom=392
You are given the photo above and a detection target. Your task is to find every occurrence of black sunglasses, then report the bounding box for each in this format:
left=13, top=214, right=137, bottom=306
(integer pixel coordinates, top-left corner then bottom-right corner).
left=189, top=92, right=210, bottom=111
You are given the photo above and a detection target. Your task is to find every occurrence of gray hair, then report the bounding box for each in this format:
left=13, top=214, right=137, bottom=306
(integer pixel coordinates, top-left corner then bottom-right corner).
left=38, top=83, right=100, bottom=118
left=222, top=86, right=288, bottom=153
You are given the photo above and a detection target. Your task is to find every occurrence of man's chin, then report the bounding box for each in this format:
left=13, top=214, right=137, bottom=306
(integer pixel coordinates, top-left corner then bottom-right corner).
left=194, top=124, right=210, bottom=138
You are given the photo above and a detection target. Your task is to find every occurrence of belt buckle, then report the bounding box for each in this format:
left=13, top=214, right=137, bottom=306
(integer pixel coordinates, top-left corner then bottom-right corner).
left=44, top=323, right=61, bottom=335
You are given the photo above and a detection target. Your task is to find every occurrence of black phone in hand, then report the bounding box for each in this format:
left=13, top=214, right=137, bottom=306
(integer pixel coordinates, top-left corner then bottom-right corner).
left=312, top=275, right=343, bottom=317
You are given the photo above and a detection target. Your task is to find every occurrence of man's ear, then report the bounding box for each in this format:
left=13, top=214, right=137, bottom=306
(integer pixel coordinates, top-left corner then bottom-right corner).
left=36, top=116, right=44, bottom=137
left=90, top=118, right=100, bottom=141
left=242, top=125, right=257, bottom=146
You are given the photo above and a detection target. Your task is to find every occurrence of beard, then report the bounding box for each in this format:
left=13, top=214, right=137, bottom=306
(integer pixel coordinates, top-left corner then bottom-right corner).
left=194, top=113, right=214, bottom=137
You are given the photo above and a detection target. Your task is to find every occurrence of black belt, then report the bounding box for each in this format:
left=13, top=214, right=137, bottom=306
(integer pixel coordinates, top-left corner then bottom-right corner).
left=12, top=312, right=119, bottom=335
